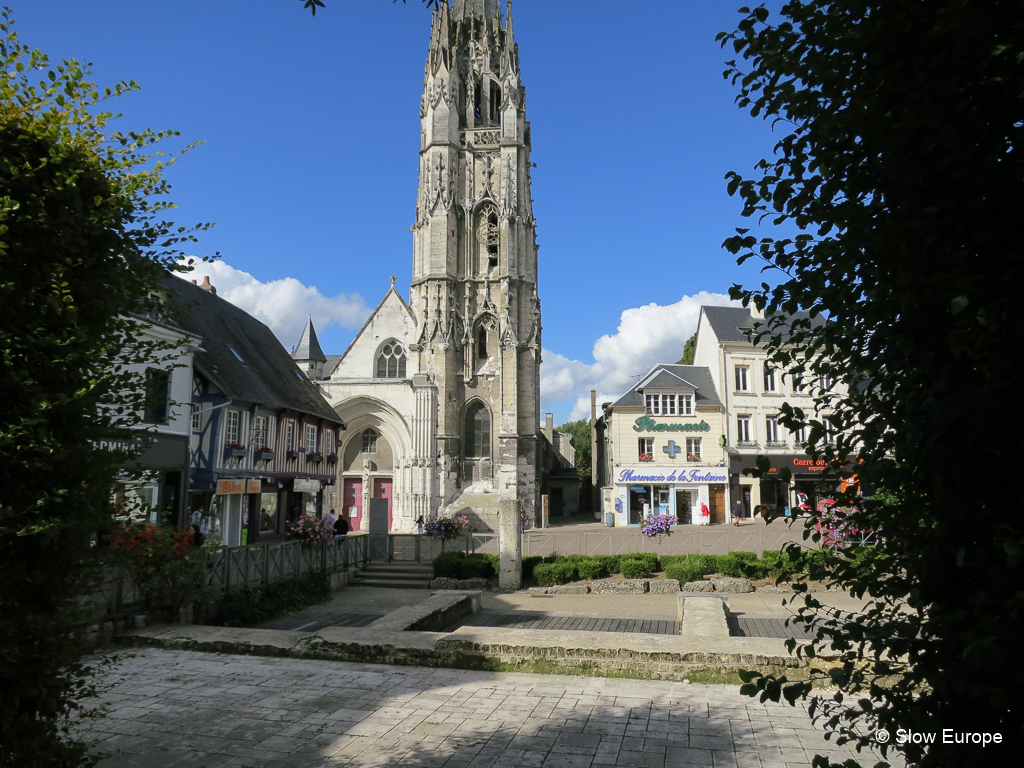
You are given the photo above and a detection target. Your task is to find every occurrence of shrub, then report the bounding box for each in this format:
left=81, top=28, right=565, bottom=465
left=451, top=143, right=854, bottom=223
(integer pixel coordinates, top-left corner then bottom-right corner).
left=630, top=552, right=660, bottom=572
left=620, top=557, right=652, bottom=579
left=665, top=563, right=707, bottom=585
left=458, top=554, right=496, bottom=579
left=432, top=551, right=466, bottom=578
left=576, top=558, right=606, bottom=580
left=213, top=572, right=331, bottom=627
left=533, top=561, right=578, bottom=586
left=595, top=555, right=622, bottom=574
left=522, top=556, right=543, bottom=580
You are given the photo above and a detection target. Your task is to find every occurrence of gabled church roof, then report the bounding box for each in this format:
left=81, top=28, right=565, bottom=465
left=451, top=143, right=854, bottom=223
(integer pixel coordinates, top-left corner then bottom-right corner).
left=292, top=316, right=327, bottom=363
left=325, top=280, right=417, bottom=379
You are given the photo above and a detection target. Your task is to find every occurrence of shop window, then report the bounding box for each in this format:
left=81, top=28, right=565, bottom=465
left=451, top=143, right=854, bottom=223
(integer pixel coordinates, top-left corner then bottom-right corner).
left=259, top=493, right=278, bottom=534
left=766, top=416, right=782, bottom=445
left=376, top=341, right=407, bottom=379
left=686, top=437, right=701, bottom=461
left=763, top=366, right=777, bottom=393
left=226, top=410, right=240, bottom=445
left=362, top=428, right=378, bottom=454
left=304, top=424, right=318, bottom=453
left=736, top=415, right=753, bottom=445
left=637, top=437, right=653, bottom=461
left=464, top=402, right=491, bottom=458
left=734, top=366, right=749, bottom=392
left=144, top=368, right=171, bottom=424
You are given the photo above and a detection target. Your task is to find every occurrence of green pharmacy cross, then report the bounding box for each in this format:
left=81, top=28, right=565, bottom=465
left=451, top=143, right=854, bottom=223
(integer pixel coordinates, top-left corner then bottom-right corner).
left=663, top=440, right=682, bottom=459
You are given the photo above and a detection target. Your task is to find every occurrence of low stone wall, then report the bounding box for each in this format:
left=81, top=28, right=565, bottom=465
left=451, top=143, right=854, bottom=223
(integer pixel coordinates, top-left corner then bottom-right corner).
left=119, top=618, right=836, bottom=683
left=528, top=579, right=680, bottom=596
left=368, top=592, right=480, bottom=633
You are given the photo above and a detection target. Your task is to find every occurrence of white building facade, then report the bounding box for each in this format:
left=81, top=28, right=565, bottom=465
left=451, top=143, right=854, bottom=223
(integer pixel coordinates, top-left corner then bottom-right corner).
left=595, top=365, right=730, bottom=527
left=693, top=305, right=847, bottom=517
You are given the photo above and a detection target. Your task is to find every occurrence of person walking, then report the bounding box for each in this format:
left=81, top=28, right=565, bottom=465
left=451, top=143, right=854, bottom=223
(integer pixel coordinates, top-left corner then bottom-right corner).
left=333, top=514, right=349, bottom=539
left=416, top=515, right=425, bottom=535
left=187, top=524, right=205, bottom=548
left=700, top=502, right=710, bottom=526
left=731, top=499, right=743, bottom=526
left=324, top=508, right=337, bottom=530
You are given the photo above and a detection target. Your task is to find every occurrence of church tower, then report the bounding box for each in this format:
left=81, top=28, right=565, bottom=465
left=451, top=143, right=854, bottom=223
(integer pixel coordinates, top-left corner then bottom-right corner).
left=411, top=0, right=541, bottom=525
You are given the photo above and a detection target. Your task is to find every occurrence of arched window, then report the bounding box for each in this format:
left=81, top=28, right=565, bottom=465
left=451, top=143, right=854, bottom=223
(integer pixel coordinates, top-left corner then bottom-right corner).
left=464, top=402, right=491, bottom=459
left=376, top=341, right=407, bottom=379
left=477, top=328, right=488, bottom=360
left=476, top=205, right=499, bottom=274
left=361, top=428, right=378, bottom=454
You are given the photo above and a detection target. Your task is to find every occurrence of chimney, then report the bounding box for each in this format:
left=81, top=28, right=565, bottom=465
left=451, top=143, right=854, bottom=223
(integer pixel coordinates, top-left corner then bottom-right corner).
left=191, top=279, right=197, bottom=284
left=201, top=276, right=217, bottom=295
left=749, top=301, right=764, bottom=319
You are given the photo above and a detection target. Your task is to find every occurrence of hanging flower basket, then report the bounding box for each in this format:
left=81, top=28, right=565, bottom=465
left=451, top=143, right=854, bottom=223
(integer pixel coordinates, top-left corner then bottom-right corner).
left=640, top=514, right=674, bottom=540
left=306, top=452, right=324, bottom=464
left=423, top=514, right=470, bottom=542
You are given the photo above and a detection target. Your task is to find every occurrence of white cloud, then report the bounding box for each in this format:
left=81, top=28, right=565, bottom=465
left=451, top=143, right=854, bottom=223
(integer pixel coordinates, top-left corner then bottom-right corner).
left=178, top=260, right=370, bottom=349
left=541, top=291, right=739, bottom=421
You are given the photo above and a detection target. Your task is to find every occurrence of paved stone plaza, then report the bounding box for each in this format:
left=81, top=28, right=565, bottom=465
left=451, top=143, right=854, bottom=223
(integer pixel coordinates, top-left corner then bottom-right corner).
left=81, top=648, right=894, bottom=768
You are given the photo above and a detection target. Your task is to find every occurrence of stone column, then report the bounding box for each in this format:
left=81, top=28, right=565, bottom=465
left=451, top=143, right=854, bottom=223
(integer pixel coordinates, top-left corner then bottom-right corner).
left=498, top=497, right=521, bottom=589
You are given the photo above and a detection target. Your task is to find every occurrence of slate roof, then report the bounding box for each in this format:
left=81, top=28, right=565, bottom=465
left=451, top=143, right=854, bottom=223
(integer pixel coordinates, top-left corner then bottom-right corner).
left=162, top=276, right=342, bottom=425
left=292, top=317, right=327, bottom=363
left=701, top=305, right=824, bottom=344
left=611, top=364, right=722, bottom=409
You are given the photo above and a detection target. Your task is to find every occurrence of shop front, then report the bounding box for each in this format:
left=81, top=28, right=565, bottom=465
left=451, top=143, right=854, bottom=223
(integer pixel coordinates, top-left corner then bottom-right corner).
left=100, top=433, right=189, bottom=527
left=730, top=454, right=845, bottom=518
left=612, top=465, right=729, bottom=526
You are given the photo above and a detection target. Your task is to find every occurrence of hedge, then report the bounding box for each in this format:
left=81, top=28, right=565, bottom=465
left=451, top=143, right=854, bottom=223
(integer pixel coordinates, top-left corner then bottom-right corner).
left=431, top=547, right=842, bottom=587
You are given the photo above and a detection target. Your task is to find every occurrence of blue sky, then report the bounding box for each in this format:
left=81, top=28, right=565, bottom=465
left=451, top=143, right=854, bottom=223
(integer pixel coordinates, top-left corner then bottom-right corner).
left=16, top=1, right=785, bottom=423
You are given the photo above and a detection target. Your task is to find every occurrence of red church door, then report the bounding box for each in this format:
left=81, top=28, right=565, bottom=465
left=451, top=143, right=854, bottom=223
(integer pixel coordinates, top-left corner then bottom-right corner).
left=373, top=478, right=393, bottom=531
left=343, top=479, right=362, bottom=531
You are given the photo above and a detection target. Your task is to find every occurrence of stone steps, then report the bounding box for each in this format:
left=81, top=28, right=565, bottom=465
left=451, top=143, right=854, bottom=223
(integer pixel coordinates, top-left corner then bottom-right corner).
left=351, top=563, right=434, bottom=590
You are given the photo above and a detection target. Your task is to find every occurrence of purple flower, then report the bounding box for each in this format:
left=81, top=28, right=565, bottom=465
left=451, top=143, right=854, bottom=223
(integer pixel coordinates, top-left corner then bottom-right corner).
left=641, top=514, right=674, bottom=539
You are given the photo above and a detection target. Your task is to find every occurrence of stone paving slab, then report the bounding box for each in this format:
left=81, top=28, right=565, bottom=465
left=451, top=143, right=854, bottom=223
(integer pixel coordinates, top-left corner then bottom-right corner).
left=455, top=612, right=681, bottom=636
left=78, top=648, right=902, bottom=768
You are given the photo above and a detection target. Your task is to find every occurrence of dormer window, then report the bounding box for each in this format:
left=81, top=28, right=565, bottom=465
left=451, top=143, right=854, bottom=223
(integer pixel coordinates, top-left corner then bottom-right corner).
left=644, top=393, right=693, bottom=417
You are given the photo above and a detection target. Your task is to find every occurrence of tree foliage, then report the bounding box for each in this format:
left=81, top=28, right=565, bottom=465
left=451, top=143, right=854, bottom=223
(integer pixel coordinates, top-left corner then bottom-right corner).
left=718, top=2, right=1022, bottom=765
left=0, top=11, right=207, bottom=765
left=556, top=419, right=592, bottom=513
left=676, top=332, right=696, bottom=365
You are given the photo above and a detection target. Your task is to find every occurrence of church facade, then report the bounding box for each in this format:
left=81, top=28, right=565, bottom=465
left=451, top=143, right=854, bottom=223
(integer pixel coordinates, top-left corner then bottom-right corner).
left=294, top=0, right=541, bottom=537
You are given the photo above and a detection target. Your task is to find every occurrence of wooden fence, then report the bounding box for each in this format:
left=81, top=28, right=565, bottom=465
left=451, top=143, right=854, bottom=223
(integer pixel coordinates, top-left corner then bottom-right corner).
left=91, top=535, right=370, bottom=621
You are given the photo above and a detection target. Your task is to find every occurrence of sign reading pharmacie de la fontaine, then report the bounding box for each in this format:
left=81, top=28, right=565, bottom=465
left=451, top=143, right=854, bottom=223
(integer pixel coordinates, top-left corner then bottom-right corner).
left=617, top=467, right=729, bottom=484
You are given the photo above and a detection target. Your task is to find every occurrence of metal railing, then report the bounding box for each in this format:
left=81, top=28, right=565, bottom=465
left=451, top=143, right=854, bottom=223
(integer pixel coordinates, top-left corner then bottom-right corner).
left=382, top=532, right=499, bottom=563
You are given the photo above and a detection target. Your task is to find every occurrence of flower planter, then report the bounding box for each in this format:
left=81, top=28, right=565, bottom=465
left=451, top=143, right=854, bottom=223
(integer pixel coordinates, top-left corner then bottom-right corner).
left=255, top=450, right=275, bottom=462
left=286, top=450, right=299, bottom=460
left=325, top=453, right=338, bottom=465
left=224, top=447, right=246, bottom=459
left=306, top=452, right=324, bottom=464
